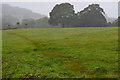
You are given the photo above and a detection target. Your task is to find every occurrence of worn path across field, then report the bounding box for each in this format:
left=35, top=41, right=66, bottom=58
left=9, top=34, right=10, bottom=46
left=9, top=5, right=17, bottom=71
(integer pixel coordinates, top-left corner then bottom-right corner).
left=3, top=27, right=118, bottom=78
left=7, top=32, right=86, bottom=74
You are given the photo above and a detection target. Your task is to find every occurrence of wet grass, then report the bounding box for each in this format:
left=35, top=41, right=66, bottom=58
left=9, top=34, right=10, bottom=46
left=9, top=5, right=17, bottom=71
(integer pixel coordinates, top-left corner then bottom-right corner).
left=2, top=27, right=118, bottom=78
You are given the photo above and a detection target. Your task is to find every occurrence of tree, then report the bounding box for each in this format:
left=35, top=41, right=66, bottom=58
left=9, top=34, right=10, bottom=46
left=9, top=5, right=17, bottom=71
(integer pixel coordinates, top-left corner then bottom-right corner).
left=35, top=17, right=52, bottom=28
left=16, top=22, right=20, bottom=25
left=77, top=4, right=107, bottom=27
left=111, top=17, right=120, bottom=27
left=2, top=15, right=18, bottom=29
left=21, top=18, right=36, bottom=28
left=15, top=22, right=20, bottom=28
left=2, top=22, right=13, bottom=29
left=49, top=3, right=75, bottom=27
left=110, top=17, right=120, bottom=27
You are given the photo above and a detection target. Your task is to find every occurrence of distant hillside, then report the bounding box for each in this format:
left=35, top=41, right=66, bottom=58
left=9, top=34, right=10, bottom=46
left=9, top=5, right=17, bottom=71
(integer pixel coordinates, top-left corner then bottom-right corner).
left=2, top=4, right=45, bottom=24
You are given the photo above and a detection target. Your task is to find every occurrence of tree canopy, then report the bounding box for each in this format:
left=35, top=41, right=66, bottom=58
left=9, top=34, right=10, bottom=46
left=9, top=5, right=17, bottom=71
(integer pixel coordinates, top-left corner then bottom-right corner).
left=49, top=3, right=75, bottom=27
left=77, top=4, right=107, bottom=27
left=49, top=3, right=107, bottom=27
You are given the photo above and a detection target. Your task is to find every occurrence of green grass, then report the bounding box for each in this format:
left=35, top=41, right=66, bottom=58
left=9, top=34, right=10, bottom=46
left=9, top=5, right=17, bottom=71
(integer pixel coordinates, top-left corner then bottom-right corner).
left=2, top=27, right=118, bottom=78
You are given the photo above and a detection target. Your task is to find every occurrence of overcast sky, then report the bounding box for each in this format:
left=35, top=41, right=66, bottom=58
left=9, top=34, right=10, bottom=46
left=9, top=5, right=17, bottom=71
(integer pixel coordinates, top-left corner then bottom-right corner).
left=3, top=2, right=118, bottom=18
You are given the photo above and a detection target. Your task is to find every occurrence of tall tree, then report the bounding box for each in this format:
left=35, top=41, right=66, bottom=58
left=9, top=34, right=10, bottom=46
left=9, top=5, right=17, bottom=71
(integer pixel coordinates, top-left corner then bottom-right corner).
left=77, top=4, right=107, bottom=27
left=49, top=3, right=75, bottom=27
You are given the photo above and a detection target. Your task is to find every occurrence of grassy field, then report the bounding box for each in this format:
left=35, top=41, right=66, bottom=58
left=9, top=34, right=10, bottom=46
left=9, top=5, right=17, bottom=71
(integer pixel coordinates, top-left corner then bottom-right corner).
left=2, top=27, right=118, bottom=78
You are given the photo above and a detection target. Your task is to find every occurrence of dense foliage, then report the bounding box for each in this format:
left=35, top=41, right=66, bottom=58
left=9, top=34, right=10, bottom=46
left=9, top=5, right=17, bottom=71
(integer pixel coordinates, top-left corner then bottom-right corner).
left=49, top=3, right=110, bottom=27
left=49, top=3, right=75, bottom=27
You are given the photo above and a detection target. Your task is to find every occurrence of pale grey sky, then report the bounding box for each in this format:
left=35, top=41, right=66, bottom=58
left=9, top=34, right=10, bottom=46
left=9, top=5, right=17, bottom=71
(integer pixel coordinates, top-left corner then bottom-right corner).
left=4, top=2, right=118, bottom=18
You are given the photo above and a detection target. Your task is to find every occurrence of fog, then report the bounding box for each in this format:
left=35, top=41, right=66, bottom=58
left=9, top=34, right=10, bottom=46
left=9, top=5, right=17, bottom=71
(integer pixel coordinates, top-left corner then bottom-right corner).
left=4, top=2, right=118, bottom=18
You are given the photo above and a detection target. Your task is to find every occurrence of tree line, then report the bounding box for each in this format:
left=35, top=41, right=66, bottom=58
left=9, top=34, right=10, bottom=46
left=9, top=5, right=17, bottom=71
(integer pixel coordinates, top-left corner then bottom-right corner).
left=2, top=3, right=118, bottom=30
left=2, top=17, right=53, bottom=29
left=49, top=3, right=118, bottom=27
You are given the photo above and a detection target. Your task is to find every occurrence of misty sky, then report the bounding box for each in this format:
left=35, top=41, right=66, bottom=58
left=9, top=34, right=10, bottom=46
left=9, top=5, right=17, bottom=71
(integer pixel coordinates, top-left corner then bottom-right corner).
left=4, top=2, right=118, bottom=18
